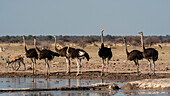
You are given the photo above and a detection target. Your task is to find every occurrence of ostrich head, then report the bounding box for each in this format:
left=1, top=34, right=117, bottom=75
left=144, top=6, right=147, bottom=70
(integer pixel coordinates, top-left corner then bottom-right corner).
left=33, top=35, right=36, bottom=39
left=22, top=35, right=25, bottom=39
left=139, top=32, right=143, bottom=35
left=123, top=36, right=126, bottom=40
left=101, top=29, right=104, bottom=32
left=53, top=35, right=56, bottom=38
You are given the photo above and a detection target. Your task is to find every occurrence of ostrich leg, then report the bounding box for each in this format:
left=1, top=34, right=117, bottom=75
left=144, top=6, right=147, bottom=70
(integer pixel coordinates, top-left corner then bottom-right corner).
left=106, top=57, right=109, bottom=73
left=101, top=58, right=104, bottom=76
left=147, top=59, right=152, bottom=75
left=31, top=58, right=35, bottom=75
left=153, top=60, right=156, bottom=75
left=136, top=59, right=139, bottom=75
left=45, top=58, right=50, bottom=75
left=79, top=59, right=82, bottom=74
left=76, top=58, right=80, bottom=76
left=34, top=58, right=37, bottom=75
left=66, top=57, right=70, bottom=73
left=134, top=59, right=139, bottom=75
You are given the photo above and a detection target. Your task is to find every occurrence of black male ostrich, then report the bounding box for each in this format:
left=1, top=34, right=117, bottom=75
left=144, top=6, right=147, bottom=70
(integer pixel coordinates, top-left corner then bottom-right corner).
left=53, top=35, right=76, bottom=73
left=33, top=36, right=59, bottom=75
left=22, top=35, right=38, bottom=75
left=66, top=45, right=90, bottom=76
left=123, top=37, right=143, bottom=75
left=139, top=32, right=158, bottom=75
left=98, top=29, right=112, bottom=76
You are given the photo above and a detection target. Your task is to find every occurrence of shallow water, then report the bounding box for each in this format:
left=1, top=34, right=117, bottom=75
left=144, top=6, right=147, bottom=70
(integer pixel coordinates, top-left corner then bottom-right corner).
left=0, top=78, right=169, bottom=96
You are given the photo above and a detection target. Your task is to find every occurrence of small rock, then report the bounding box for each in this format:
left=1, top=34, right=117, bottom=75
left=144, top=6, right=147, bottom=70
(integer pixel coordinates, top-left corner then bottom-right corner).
left=37, top=81, right=44, bottom=83
left=86, top=81, right=90, bottom=84
left=54, top=80, right=59, bottom=84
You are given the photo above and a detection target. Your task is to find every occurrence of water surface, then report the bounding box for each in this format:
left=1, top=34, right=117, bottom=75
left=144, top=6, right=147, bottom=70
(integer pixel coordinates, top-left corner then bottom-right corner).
left=0, top=78, right=169, bottom=96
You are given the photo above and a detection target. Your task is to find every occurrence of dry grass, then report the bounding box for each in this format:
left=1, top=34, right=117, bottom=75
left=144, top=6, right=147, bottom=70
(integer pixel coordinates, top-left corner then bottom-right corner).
left=0, top=43, right=169, bottom=74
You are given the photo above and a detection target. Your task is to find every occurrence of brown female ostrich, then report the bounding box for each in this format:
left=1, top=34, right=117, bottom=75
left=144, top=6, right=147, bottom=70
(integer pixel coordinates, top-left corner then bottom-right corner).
left=53, top=35, right=76, bottom=73
left=22, top=35, right=38, bottom=75
left=139, top=32, right=158, bottom=75
left=33, top=36, right=59, bottom=75
left=123, top=37, right=143, bottom=75
left=98, top=29, right=112, bottom=76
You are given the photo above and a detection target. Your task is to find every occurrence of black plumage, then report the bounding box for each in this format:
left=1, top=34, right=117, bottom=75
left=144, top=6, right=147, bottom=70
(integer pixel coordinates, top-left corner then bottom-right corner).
left=25, top=48, right=38, bottom=59
left=68, top=48, right=90, bottom=61
left=139, top=32, right=158, bottom=75
left=123, top=37, right=143, bottom=74
left=66, top=45, right=90, bottom=75
left=36, top=49, right=59, bottom=60
left=22, top=35, right=38, bottom=75
left=98, top=29, right=112, bottom=75
left=142, top=48, right=158, bottom=61
left=54, top=35, right=89, bottom=75
left=127, top=50, right=143, bottom=61
left=34, top=36, right=59, bottom=75
left=98, top=43, right=112, bottom=60
left=54, top=35, right=76, bottom=73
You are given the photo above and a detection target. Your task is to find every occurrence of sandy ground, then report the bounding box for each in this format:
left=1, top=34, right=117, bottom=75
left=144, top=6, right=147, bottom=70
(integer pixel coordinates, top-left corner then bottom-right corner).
left=0, top=43, right=169, bottom=81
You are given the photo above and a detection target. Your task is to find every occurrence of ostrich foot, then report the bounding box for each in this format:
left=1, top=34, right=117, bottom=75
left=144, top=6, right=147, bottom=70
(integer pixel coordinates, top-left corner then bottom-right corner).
left=76, top=73, right=80, bottom=76
left=66, top=71, right=70, bottom=74
left=105, top=72, right=109, bottom=76
left=101, top=73, right=104, bottom=76
left=153, top=73, right=156, bottom=76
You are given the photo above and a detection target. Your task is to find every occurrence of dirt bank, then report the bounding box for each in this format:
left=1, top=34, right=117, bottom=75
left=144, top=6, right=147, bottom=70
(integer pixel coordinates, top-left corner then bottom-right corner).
left=121, top=78, right=170, bottom=90
left=0, top=71, right=170, bottom=82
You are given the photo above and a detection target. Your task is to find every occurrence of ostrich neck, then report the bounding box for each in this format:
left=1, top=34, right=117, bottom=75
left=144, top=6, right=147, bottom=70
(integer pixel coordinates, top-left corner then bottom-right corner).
left=101, top=31, right=104, bottom=44
left=23, top=37, right=27, bottom=52
left=66, top=45, right=70, bottom=55
left=34, top=38, right=36, bottom=48
left=54, top=37, right=59, bottom=52
left=34, top=38, right=40, bottom=55
left=140, top=34, right=145, bottom=52
left=124, top=39, right=129, bottom=55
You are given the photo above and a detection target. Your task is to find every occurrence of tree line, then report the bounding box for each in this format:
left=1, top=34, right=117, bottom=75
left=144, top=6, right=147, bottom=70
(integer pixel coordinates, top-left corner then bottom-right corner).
left=0, top=35, right=170, bottom=48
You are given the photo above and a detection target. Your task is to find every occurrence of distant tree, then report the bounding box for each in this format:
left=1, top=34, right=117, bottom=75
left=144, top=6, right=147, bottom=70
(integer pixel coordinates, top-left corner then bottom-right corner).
left=105, top=35, right=115, bottom=42
left=125, top=36, right=141, bottom=46
left=114, top=37, right=123, bottom=46
left=163, top=38, right=170, bottom=43
left=62, top=36, right=70, bottom=42
left=144, top=37, right=159, bottom=47
left=47, top=35, right=53, bottom=40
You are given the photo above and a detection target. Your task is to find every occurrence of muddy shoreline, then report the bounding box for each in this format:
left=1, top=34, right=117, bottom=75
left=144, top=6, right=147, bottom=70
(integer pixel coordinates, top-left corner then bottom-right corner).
left=0, top=71, right=170, bottom=82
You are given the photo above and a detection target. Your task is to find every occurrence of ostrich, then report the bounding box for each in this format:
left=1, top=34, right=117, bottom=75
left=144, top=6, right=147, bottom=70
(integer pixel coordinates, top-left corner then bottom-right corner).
left=53, top=35, right=76, bottom=73
left=139, top=32, right=158, bottom=75
left=6, top=55, right=26, bottom=71
left=33, top=36, right=59, bottom=75
left=22, top=35, right=38, bottom=75
left=66, top=44, right=90, bottom=76
left=98, top=29, right=112, bottom=76
left=123, top=37, right=143, bottom=75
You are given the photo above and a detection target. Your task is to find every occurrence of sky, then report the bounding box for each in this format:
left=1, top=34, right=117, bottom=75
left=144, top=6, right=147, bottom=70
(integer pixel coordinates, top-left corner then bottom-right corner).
left=0, top=0, right=170, bottom=36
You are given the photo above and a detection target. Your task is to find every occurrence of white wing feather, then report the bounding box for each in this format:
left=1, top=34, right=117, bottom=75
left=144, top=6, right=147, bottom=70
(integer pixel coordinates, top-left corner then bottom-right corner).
left=79, top=51, right=85, bottom=56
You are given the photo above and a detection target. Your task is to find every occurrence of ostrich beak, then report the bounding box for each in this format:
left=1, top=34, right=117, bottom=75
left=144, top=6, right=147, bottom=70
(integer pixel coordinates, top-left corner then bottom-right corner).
left=101, top=29, right=104, bottom=32
left=138, top=32, right=143, bottom=34
left=33, top=35, right=36, bottom=38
